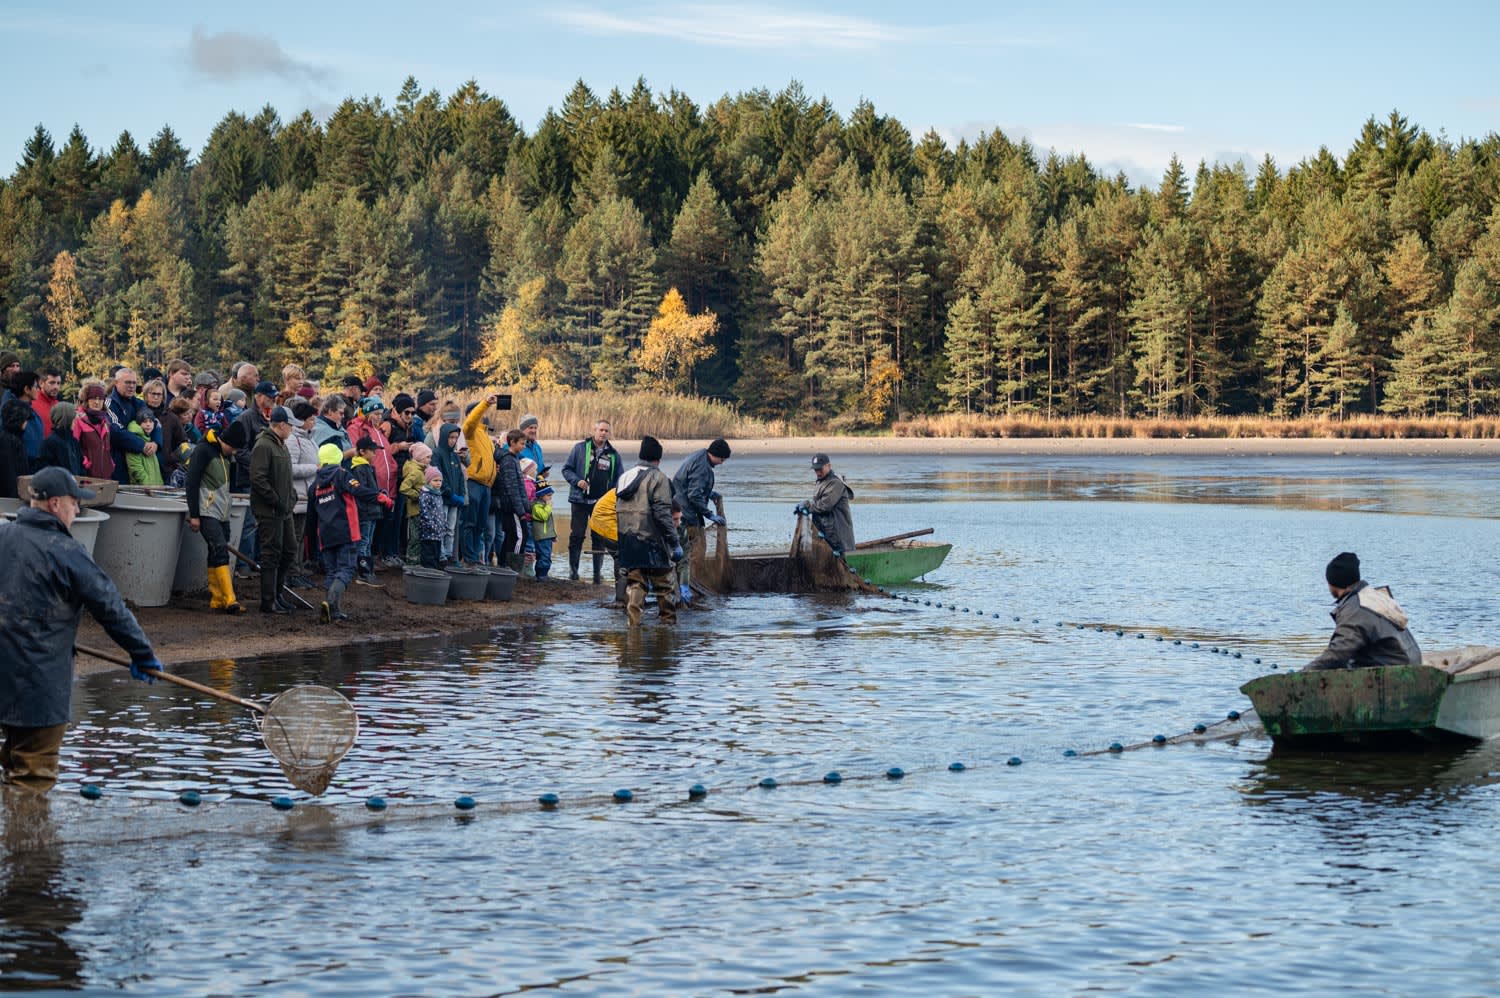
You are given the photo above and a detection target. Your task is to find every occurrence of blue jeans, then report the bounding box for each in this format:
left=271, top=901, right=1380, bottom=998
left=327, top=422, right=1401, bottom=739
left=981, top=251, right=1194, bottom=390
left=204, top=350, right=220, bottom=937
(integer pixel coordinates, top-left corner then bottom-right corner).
left=321, top=543, right=358, bottom=589
left=535, top=537, right=554, bottom=578
left=462, top=480, right=491, bottom=563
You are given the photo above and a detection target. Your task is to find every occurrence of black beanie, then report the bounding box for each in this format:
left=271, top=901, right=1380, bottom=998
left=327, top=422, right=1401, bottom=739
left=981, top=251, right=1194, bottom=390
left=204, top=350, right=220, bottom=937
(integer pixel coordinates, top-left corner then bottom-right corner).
left=1326, top=552, right=1360, bottom=588
left=639, top=435, right=663, bottom=462
left=219, top=420, right=248, bottom=450
left=707, top=438, right=731, bottom=460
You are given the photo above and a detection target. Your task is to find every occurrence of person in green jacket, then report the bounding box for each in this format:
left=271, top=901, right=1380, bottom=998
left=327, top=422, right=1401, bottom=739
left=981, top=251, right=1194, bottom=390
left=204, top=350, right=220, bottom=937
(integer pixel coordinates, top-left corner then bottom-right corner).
left=125, top=410, right=164, bottom=486
left=249, top=406, right=297, bottom=615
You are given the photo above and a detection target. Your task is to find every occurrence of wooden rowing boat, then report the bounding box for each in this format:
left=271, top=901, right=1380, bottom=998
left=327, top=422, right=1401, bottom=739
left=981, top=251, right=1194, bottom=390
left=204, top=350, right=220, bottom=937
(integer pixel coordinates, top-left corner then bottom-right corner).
left=1240, top=646, right=1500, bottom=748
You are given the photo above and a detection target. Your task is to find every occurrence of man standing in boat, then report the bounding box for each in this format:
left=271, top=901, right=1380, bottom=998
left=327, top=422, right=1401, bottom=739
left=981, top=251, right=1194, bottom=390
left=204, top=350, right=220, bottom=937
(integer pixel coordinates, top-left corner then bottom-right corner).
left=796, top=453, right=855, bottom=557
left=1303, top=552, right=1421, bottom=671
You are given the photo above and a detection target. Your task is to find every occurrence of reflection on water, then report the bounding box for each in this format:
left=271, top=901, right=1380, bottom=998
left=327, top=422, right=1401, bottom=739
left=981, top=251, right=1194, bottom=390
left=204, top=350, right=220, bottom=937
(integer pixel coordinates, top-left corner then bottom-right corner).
left=1, top=795, right=83, bottom=991
left=6, top=454, right=1500, bottom=993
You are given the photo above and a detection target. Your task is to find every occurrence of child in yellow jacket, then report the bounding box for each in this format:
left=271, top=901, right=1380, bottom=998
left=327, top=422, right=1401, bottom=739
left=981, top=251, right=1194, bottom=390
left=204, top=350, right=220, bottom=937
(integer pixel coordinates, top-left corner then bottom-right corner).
left=401, top=443, right=433, bottom=563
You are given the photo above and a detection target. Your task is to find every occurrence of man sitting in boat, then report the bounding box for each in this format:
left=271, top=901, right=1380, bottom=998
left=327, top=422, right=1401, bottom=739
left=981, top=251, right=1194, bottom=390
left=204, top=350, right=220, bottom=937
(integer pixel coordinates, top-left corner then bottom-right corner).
left=796, top=453, right=854, bottom=557
left=1304, top=552, right=1421, bottom=671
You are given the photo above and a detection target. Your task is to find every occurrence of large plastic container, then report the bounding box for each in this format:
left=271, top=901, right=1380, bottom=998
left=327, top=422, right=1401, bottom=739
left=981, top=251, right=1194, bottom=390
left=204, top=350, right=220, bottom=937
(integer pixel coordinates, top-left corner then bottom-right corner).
left=403, top=567, right=451, bottom=606
left=0, top=497, right=21, bottom=517
left=2, top=503, right=109, bottom=560
left=482, top=566, right=518, bottom=601
left=445, top=565, right=489, bottom=601
left=93, top=493, right=187, bottom=607
left=173, top=496, right=250, bottom=594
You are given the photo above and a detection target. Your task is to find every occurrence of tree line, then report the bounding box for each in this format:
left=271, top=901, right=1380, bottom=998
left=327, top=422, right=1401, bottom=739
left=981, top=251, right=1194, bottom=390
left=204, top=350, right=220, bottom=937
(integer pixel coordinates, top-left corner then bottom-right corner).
left=2, top=77, right=1498, bottom=425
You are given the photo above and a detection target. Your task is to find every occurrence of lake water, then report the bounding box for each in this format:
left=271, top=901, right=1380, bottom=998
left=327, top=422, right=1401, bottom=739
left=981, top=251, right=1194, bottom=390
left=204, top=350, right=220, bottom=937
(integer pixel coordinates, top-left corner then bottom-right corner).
left=5, top=452, right=1500, bottom=994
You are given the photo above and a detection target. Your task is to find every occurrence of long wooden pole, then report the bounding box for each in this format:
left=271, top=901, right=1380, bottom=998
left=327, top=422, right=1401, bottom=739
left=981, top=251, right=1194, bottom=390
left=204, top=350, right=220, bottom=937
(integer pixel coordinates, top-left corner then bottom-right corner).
left=853, top=527, right=935, bottom=550
left=75, top=643, right=267, bottom=713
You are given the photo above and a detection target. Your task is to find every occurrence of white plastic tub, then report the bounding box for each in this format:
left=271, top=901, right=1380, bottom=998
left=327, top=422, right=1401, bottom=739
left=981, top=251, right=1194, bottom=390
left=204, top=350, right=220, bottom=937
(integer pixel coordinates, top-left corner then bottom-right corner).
left=3, top=504, right=109, bottom=560
left=94, top=494, right=187, bottom=606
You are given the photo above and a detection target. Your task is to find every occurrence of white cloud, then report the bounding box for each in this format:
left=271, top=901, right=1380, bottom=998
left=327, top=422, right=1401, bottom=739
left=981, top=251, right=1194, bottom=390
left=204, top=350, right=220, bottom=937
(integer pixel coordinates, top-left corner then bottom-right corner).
left=544, top=4, right=1043, bottom=51
left=1125, top=122, right=1186, bottom=133
left=187, top=26, right=331, bottom=85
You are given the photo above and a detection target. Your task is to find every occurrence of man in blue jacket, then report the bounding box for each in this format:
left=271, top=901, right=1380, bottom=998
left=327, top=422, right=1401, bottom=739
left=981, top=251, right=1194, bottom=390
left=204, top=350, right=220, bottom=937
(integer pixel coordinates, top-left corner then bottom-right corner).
left=0, top=468, right=160, bottom=794
left=670, top=438, right=730, bottom=604
left=105, top=367, right=156, bottom=485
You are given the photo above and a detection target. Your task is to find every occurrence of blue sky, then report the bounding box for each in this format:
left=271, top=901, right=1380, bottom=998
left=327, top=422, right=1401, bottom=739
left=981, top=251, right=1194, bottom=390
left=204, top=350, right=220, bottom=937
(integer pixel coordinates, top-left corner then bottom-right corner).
left=4, top=1, right=1497, bottom=187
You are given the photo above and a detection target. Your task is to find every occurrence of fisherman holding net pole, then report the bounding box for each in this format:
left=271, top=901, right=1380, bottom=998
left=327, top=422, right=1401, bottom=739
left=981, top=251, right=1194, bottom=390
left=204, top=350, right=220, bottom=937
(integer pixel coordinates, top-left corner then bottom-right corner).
left=0, top=468, right=160, bottom=795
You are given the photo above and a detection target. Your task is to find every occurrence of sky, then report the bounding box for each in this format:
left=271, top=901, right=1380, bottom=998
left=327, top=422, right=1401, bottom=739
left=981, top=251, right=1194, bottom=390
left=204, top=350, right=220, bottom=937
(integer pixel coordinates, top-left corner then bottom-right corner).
left=3, top=0, right=1497, bottom=187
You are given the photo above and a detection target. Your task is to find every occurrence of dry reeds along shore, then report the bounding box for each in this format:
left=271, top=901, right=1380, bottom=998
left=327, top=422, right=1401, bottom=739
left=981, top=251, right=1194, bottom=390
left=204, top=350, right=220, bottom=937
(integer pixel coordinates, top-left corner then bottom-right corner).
left=893, top=413, right=1500, bottom=440
left=426, top=388, right=780, bottom=441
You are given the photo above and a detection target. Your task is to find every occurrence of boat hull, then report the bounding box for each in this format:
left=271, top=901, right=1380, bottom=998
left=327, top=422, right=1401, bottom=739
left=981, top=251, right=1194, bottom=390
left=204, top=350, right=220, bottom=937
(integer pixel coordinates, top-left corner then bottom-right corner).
left=842, top=542, right=952, bottom=586
left=1241, top=658, right=1500, bottom=748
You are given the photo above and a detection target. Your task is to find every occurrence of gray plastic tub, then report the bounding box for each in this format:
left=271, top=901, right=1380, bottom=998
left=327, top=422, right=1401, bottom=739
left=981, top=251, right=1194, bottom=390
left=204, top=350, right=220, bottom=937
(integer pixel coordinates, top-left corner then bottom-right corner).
left=94, top=494, right=187, bottom=606
left=482, top=566, right=519, bottom=601
left=174, top=496, right=250, bottom=594
left=403, top=567, right=451, bottom=605
left=445, top=565, right=490, bottom=601
left=2, top=503, right=109, bottom=559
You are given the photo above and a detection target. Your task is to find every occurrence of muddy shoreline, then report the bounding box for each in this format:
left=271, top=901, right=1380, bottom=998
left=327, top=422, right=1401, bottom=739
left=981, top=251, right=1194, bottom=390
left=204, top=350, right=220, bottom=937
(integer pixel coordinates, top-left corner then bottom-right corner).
left=75, top=570, right=607, bottom=677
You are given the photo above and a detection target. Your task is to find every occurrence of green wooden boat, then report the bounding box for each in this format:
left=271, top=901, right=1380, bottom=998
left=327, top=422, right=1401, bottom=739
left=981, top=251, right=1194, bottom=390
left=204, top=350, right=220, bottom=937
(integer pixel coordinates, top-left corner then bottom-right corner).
left=1240, top=646, right=1500, bottom=748
left=842, top=539, right=952, bottom=586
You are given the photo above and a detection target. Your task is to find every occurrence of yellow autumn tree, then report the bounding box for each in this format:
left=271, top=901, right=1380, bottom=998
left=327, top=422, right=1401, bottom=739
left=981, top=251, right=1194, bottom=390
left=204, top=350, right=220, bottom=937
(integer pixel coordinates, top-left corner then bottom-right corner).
left=43, top=251, right=93, bottom=378
left=473, top=276, right=547, bottom=386
left=639, top=287, right=717, bottom=393
left=323, top=300, right=376, bottom=384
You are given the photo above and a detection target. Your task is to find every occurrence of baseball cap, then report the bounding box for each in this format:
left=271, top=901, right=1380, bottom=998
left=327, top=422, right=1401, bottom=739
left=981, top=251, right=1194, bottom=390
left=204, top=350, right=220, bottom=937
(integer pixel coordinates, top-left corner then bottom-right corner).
left=254, top=380, right=276, bottom=397
left=811, top=453, right=831, bottom=468
left=30, top=467, right=96, bottom=501
left=268, top=405, right=293, bottom=424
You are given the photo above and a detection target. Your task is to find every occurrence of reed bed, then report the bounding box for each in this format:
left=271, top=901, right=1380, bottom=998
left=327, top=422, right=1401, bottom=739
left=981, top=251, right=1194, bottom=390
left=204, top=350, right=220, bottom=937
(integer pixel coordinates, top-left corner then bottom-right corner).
left=893, top=413, right=1500, bottom=440
left=397, top=387, right=774, bottom=440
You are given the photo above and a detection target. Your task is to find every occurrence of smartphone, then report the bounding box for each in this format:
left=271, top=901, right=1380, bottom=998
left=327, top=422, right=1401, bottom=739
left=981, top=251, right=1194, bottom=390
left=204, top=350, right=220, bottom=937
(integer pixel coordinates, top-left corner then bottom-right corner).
left=495, top=394, right=512, bottom=410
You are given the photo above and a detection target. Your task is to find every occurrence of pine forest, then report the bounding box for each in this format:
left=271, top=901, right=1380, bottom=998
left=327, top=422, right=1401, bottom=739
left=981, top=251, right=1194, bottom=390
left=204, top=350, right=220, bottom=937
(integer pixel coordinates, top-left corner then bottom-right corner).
left=4, top=77, right=1500, bottom=428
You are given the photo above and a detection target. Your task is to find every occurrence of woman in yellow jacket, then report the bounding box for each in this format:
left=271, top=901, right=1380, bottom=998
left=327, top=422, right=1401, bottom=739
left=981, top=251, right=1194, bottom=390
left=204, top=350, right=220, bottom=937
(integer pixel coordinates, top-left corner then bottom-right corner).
left=459, top=394, right=499, bottom=564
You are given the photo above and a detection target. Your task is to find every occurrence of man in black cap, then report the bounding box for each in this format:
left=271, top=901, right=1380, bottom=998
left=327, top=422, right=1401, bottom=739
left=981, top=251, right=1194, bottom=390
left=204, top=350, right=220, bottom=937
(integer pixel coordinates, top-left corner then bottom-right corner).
left=249, top=406, right=298, bottom=614
left=670, top=438, right=730, bottom=603
left=414, top=389, right=438, bottom=445
left=340, top=376, right=364, bottom=423
left=1304, top=552, right=1422, bottom=671
left=229, top=379, right=278, bottom=576
left=796, top=454, right=855, bottom=556
left=0, top=468, right=159, bottom=793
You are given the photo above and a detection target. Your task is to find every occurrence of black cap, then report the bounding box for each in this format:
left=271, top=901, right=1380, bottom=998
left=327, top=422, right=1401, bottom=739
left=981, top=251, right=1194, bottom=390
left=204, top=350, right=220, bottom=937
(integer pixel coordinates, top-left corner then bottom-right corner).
left=343, top=376, right=364, bottom=389
left=29, top=467, right=96, bottom=501
left=392, top=392, right=415, bottom=414
left=1326, top=552, right=1360, bottom=588
left=254, top=380, right=276, bottom=397
left=811, top=453, right=831, bottom=468
left=708, top=438, right=731, bottom=460
left=268, top=405, right=293, bottom=424
left=219, top=420, right=248, bottom=449
left=639, top=435, right=663, bottom=462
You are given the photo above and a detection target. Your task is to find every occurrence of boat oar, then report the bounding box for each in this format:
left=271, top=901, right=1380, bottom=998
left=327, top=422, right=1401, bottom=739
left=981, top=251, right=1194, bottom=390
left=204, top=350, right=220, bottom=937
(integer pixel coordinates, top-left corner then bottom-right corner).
left=853, top=527, right=934, bottom=550
left=76, top=644, right=359, bottom=796
left=225, top=542, right=317, bottom=610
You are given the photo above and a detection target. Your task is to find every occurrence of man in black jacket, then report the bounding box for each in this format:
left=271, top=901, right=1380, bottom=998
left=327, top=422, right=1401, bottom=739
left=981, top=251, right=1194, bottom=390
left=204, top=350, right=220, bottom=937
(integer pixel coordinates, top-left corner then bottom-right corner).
left=494, top=429, right=529, bottom=572
left=561, top=419, right=621, bottom=583
left=1304, top=552, right=1422, bottom=671
left=0, top=468, right=158, bottom=793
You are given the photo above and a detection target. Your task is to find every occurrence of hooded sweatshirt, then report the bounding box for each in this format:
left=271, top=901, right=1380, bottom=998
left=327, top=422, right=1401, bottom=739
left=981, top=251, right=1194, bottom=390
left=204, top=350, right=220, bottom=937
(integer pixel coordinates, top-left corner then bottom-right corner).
left=312, top=446, right=385, bottom=548
left=434, top=422, right=468, bottom=506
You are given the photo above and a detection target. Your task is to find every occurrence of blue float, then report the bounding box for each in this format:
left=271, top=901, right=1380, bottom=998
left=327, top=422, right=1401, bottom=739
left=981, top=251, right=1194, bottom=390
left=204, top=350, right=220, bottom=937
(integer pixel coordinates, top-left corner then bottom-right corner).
left=1192, top=724, right=1207, bottom=734
left=823, top=771, right=842, bottom=784
left=759, top=777, right=778, bottom=789
left=79, top=784, right=102, bottom=800
left=366, top=797, right=387, bottom=810
left=538, top=792, right=559, bottom=807
left=1063, top=749, right=1078, bottom=757
left=1227, top=710, right=1241, bottom=721
left=948, top=762, right=966, bottom=772
left=1007, top=756, right=1023, bottom=766
left=613, top=788, right=633, bottom=803
left=1108, top=743, right=1123, bottom=753
left=688, top=784, right=708, bottom=799
left=272, top=796, right=294, bottom=811
left=1151, top=734, right=1166, bottom=745
left=455, top=795, right=476, bottom=810
left=886, top=767, right=905, bottom=779
left=179, top=790, right=201, bottom=807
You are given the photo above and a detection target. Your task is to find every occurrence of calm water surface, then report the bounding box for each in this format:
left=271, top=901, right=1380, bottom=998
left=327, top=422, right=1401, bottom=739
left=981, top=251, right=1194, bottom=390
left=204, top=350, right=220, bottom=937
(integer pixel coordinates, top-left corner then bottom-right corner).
left=5, top=453, right=1500, bottom=994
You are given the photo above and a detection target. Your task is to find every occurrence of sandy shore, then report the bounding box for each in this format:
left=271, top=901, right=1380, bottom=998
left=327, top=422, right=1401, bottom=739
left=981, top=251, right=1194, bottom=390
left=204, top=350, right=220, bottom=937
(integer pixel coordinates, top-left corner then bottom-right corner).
left=540, top=436, right=1500, bottom=459
left=75, top=571, right=607, bottom=678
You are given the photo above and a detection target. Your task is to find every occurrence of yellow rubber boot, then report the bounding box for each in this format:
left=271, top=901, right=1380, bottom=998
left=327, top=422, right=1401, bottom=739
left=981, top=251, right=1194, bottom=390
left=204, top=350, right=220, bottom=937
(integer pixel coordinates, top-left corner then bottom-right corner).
left=213, top=565, right=246, bottom=615
left=207, top=564, right=227, bottom=610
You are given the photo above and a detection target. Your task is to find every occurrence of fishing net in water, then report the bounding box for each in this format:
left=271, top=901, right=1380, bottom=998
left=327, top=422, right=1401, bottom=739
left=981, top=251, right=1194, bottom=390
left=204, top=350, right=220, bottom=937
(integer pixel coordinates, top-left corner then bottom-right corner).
left=257, top=686, right=360, bottom=796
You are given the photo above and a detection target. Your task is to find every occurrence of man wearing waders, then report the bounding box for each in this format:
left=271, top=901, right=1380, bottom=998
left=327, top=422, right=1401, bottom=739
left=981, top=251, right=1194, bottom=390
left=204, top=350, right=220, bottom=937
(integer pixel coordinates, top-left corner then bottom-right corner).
left=796, top=453, right=855, bottom=556
left=616, top=436, right=681, bottom=627
left=671, top=437, right=730, bottom=605
left=561, top=419, right=620, bottom=584
left=0, top=468, right=159, bottom=793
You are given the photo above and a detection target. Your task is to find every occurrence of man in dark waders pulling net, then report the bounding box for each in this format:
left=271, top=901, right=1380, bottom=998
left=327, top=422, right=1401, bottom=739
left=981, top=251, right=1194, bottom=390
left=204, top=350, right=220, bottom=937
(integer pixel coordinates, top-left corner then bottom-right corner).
left=0, top=468, right=160, bottom=794
left=616, top=436, right=682, bottom=627
left=795, top=453, right=855, bottom=556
